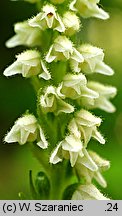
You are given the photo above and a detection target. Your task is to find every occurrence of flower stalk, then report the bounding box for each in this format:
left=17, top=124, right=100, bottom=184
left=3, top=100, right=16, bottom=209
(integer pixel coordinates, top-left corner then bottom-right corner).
left=4, top=0, right=116, bottom=200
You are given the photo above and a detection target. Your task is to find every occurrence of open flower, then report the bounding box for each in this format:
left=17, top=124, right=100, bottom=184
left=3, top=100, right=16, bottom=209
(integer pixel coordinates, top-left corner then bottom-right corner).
left=3, top=50, right=51, bottom=80
left=40, top=85, right=74, bottom=115
left=71, top=44, right=114, bottom=74
left=45, top=35, right=84, bottom=63
left=70, top=0, right=109, bottom=20
left=50, top=134, right=84, bottom=167
left=29, top=4, right=65, bottom=32
left=4, top=114, right=48, bottom=149
left=63, top=11, right=81, bottom=36
left=50, top=138, right=98, bottom=168
left=6, top=21, right=42, bottom=48
left=79, top=82, right=117, bottom=113
left=72, top=184, right=109, bottom=200
left=75, top=150, right=110, bottom=187
left=61, top=73, right=99, bottom=99
left=68, top=109, right=105, bottom=146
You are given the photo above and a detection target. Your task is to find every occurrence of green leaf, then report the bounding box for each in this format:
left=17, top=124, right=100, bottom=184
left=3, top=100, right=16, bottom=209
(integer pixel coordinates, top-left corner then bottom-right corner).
left=29, top=170, right=38, bottom=199
left=35, top=171, right=50, bottom=199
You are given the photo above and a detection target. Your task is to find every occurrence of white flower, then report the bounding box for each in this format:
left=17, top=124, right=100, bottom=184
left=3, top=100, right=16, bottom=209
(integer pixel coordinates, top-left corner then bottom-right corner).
left=6, top=21, right=42, bottom=48
left=68, top=110, right=105, bottom=146
left=75, top=150, right=110, bottom=187
left=40, top=85, right=74, bottom=115
left=45, top=36, right=84, bottom=63
left=3, top=50, right=51, bottom=80
left=50, top=140, right=99, bottom=169
left=80, top=82, right=117, bottom=113
left=4, top=114, right=48, bottom=148
left=70, top=0, right=109, bottom=20
left=63, top=12, right=81, bottom=36
left=61, top=73, right=99, bottom=99
left=75, top=109, right=105, bottom=145
left=71, top=44, right=114, bottom=74
left=50, top=134, right=84, bottom=167
left=72, top=184, right=109, bottom=200
left=29, top=4, right=65, bottom=32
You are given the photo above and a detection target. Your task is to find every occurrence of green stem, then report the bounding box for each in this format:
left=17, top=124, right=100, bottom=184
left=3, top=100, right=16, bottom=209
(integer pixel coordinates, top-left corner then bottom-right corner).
left=50, top=163, right=66, bottom=200
left=30, top=143, right=50, bottom=176
left=30, top=76, right=41, bottom=92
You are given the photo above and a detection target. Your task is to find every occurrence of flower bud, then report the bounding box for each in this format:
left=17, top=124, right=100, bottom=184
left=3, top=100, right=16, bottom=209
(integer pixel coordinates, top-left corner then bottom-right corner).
left=63, top=12, right=81, bottom=36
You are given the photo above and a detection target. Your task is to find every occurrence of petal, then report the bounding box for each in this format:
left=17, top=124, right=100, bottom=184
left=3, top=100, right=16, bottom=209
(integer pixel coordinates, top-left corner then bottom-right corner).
left=55, top=97, right=74, bottom=115
left=69, top=151, right=79, bottom=167
left=4, top=125, right=20, bottom=143
left=71, top=48, right=84, bottom=62
left=54, top=14, right=65, bottom=32
left=95, top=61, right=114, bottom=76
left=94, top=172, right=107, bottom=188
left=75, top=109, right=102, bottom=127
left=3, top=61, right=22, bottom=77
left=80, top=86, right=99, bottom=99
left=62, top=135, right=83, bottom=152
left=92, top=128, right=105, bottom=144
left=91, top=6, right=109, bottom=20
left=50, top=143, right=62, bottom=164
left=29, top=13, right=45, bottom=30
left=20, top=128, right=30, bottom=144
left=89, top=151, right=110, bottom=171
left=45, top=45, right=56, bottom=63
left=38, top=61, right=51, bottom=80
left=95, top=97, right=116, bottom=113
left=87, top=81, right=117, bottom=97
left=37, top=126, right=48, bottom=149
left=78, top=149, right=98, bottom=171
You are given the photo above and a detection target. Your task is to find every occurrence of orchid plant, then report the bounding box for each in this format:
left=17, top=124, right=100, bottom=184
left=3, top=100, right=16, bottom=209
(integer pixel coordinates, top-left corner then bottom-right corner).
left=4, top=0, right=117, bottom=200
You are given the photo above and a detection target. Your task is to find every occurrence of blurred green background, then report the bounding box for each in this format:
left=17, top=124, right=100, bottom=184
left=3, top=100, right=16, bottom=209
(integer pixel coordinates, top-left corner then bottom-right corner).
left=0, top=0, right=122, bottom=199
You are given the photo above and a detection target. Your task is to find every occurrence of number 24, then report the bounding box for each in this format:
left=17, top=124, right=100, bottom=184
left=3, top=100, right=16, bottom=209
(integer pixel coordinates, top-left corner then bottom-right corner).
left=106, top=203, right=118, bottom=211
